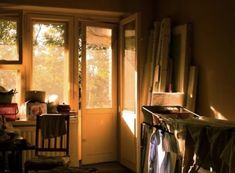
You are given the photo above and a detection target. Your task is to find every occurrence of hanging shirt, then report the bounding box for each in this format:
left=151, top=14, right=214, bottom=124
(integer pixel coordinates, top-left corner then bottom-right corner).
left=148, top=128, right=181, bottom=173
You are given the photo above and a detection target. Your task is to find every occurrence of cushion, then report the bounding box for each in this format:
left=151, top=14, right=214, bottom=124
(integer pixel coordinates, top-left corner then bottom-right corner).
left=51, top=167, right=97, bottom=173
left=25, top=155, right=70, bottom=170
left=31, top=167, right=97, bottom=173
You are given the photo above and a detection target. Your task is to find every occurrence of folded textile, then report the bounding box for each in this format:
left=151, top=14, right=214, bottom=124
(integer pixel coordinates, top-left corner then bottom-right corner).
left=40, top=115, right=66, bottom=139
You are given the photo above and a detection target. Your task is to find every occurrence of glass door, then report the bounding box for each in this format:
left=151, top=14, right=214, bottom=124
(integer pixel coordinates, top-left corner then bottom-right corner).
left=81, top=22, right=117, bottom=164
left=119, top=14, right=139, bottom=171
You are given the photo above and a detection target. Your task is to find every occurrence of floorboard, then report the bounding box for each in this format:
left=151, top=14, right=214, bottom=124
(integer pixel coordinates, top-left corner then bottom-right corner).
left=81, top=162, right=134, bottom=173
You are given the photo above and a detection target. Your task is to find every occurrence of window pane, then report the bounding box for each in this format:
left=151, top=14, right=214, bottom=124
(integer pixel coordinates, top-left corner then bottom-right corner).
left=86, top=26, right=112, bottom=108
left=0, top=19, right=19, bottom=61
left=0, top=70, right=19, bottom=102
left=123, top=21, right=137, bottom=112
left=32, top=22, right=68, bottom=104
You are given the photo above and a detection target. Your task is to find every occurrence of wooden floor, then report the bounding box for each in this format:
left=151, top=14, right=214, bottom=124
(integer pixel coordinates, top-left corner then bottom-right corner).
left=81, top=162, right=133, bottom=173
left=28, top=162, right=133, bottom=173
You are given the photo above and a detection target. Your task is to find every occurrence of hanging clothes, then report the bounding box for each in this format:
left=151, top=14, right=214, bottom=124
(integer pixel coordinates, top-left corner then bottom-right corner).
left=148, top=127, right=182, bottom=173
left=220, top=131, right=235, bottom=173
left=207, top=127, right=231, bottom=173
left=141, top=122, right=155, bottom=173
left=142, top=105, right=235, bottom=173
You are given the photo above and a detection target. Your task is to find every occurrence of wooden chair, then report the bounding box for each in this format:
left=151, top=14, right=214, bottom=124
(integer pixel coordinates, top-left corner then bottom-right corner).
left=24, top=114, right=70, bottom=173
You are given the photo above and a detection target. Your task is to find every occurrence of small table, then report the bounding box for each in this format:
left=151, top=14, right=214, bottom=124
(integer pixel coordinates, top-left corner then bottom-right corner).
left=0, top=137, right=35, bottom=173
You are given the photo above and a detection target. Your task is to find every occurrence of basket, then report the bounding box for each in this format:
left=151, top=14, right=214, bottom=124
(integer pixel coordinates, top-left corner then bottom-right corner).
left=25, top=90, right=46, bottom=102
left=0, top=90, right=15, bottom=104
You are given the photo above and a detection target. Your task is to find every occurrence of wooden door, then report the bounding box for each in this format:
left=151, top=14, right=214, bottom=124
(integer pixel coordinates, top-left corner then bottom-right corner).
left=81, top=22, right=118, bottom=164
left=119, top=14, right=139, bottom=171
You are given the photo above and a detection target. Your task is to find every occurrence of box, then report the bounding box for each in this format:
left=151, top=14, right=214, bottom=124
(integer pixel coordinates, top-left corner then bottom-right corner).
left=151, top=92, right=184, bottom=106
left=0, top=103, right=18, bottom=121
left=26, top=102, right=47, bottom=121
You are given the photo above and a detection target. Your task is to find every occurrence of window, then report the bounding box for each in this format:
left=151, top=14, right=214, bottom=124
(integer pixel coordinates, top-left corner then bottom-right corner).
left=85, top=26, right=113, bottom=108
left=123, top=21, right=137, bottom=112
left=0, top=12, right=22, bottom=104
left=0, top=14, right=22, bottom=64
left=0, top=69, right=20, bottom=102
left=0, top=10, right=119, bottom=111
left=31, top=21, right=69, bottom=104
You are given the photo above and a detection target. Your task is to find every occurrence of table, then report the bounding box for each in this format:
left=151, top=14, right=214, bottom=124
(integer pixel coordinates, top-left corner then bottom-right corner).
left=0, top=137, right=35, bottom=173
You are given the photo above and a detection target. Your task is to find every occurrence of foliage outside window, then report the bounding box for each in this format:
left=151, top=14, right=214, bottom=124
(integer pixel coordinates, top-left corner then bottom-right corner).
left=32, top=22, right=69, bottom=104
left=78, top=30, right=82, bottom=110
left=0, top=18, right=21, bottom=63
left=86, top=26, right=112, bottom=108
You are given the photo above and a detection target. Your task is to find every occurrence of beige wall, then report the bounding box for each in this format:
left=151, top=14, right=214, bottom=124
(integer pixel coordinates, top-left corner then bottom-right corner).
left=154, top=0, right=235, bottom=120
left=0, top=0, right=143, bottom=12
left=0, top=0, right=122, bottom=12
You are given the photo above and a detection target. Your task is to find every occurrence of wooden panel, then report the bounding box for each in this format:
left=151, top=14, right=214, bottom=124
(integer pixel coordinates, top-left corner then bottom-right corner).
left=171, top=24, right=191, bottom=95
left=186, top=66, right=198, bottom=112
left=120, top=111, right=136, bottom=171
left=82, top=112, right=117, bottom=164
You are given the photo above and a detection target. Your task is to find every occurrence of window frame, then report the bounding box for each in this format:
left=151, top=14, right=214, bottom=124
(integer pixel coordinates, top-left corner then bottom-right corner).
left=0, top=8, right=122, bottom=112
left=25, top=14, right=75, bottom=107
left=0, top=11, right=23, bottom=64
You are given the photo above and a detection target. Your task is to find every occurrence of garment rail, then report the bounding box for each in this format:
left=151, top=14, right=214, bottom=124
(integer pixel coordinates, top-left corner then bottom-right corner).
left=141, top=105, right=235, bottom=173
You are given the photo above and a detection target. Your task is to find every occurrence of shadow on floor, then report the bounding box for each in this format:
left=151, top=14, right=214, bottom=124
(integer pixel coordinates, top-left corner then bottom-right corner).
left=81, top=162, right=134, bottom=173
left=29, top=162, right=134, bottom=173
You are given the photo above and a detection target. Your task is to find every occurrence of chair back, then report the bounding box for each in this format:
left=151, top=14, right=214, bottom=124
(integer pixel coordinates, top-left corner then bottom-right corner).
left=35, top=114, right=70, bottom=156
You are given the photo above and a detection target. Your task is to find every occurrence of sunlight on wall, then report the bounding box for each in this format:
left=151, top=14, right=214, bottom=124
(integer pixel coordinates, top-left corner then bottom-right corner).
left=210, top=106, right=227, bottom=120
left=18, top=103, right=27, bottom=120
left=122, top=111, right=136, bottom=136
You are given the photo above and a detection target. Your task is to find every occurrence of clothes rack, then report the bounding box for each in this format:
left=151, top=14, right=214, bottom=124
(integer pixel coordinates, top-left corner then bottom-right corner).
left=141, top=105, right=235, bottom=173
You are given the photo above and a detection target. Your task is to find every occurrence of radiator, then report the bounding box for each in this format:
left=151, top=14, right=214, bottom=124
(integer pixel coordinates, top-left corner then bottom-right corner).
left=20, top=126, right=36, bottom=166
left=15, top=118, right=79, bottom=167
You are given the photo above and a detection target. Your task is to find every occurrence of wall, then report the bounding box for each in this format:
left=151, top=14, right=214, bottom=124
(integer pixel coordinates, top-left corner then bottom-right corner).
left=154, top=0, right=235, bottom=120
left=0, top=0, right=150, bottom=13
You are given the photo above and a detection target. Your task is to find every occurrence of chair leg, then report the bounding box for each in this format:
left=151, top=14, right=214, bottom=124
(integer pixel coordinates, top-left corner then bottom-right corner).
left=24, top=166, right=28, bottom=173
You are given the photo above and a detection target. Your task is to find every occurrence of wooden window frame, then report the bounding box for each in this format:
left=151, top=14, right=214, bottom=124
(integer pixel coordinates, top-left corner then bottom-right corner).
left=24, top=13, right=75, bottom=107
left=0, top=11, right=23, bottom=64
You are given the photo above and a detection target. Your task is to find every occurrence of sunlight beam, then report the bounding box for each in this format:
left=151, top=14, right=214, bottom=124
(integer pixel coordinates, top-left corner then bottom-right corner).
left=210, top=106, right=227, bottom=120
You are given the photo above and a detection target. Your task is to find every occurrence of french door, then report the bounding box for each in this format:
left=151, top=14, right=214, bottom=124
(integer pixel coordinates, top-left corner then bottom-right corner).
left=119, top=14, right=139, bottom=171
left=81, top=22, right=118, bottom=164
